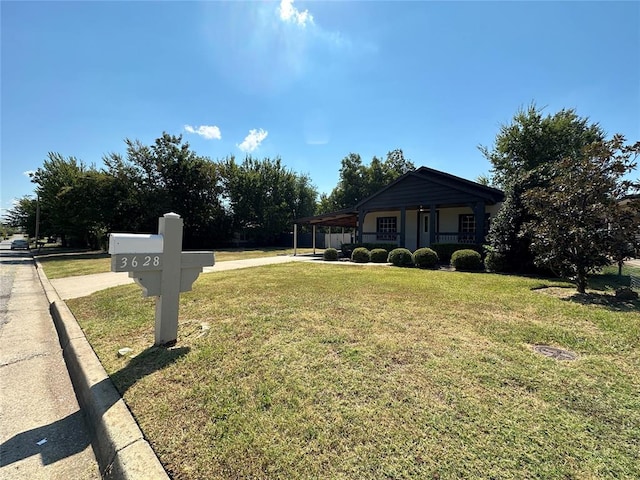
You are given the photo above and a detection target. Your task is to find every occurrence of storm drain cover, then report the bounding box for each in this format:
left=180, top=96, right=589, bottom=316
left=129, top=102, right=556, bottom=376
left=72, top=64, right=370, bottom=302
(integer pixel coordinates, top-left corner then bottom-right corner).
left=533, top=345, right=577, bottom=361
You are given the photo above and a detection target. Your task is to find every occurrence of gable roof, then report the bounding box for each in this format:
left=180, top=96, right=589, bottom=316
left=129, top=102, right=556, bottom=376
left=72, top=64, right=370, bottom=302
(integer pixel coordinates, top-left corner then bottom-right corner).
left=356, top=166, right=504, bottom=210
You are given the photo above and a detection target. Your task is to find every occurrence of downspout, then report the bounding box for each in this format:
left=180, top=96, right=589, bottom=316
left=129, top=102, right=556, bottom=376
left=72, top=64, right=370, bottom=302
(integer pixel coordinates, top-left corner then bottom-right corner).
left=312, top=224, right=316, bottom=255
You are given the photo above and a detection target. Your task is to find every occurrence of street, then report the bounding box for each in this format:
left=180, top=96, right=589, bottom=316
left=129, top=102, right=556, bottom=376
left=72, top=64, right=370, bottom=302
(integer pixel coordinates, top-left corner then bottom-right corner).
left=0, top=237, right=100, bottom=479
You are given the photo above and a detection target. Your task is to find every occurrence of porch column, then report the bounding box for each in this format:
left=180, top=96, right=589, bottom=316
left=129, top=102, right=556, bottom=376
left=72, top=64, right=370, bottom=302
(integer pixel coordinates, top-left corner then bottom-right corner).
left=473, top=201, right=486, bottom=245
left=312, top=225, right=316, bottom=254
left=357, top=211, right=365, bottom=243
left=399, top=207, right=406, bottom=247
left=293, top=223, right=298, bottom=256
left=429, top=204, right=437, bottom=244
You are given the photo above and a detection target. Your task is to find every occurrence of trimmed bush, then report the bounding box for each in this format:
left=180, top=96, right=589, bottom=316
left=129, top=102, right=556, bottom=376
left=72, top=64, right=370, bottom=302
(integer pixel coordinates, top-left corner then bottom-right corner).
left=323, top=248, right=339, bottom=261
left=615, top=287, right=638, bottom=301
left=341, top=243, right=397, bottom=258
left=431, top=243, right=483, bottom=264
left=484, top=249, right=508, bottom=272
left=351, top=247, right=371, bottom=263
left=451, top=249, right=483, bottom=271
left=388, top=248, right=414, bottom=267
left=413, top=248, right=439, bottom=269
left=370, top=248, right=389, bottom=263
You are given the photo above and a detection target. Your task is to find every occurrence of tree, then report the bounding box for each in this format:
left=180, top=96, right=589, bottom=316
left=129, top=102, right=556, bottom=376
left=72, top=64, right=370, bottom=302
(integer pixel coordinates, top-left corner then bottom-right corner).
left=4, top=196, right=39, bottom=238
left=523, top=135, right=640, bottom=293
left=222, top=156, right=317, bottom=245
left=29, top=153, right=110, bottom=247
left=104, top=133, right=231, bottom=248
left=480, top=105, right=605, bottom=272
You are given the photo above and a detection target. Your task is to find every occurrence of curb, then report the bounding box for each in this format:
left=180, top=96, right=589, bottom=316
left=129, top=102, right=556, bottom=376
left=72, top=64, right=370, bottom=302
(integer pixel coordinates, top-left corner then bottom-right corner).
left=35, top=260, right=169, bottom=480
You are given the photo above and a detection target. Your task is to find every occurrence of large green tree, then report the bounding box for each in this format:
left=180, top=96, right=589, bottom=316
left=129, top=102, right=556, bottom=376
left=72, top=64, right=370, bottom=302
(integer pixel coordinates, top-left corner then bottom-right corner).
left=104, top=133, right=231, bottom=248
left=523, top=135, right=640, bottom=292
left=481, top=105, right=605, bottom=272
left=30, top=153, right=111, bottom=247
left=222, top=156, right=317, bottom=245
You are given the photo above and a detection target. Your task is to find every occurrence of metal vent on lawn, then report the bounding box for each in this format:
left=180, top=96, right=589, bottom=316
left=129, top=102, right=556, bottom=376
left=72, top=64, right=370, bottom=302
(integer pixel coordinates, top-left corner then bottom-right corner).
left=533, top=345, right=577, bottom=361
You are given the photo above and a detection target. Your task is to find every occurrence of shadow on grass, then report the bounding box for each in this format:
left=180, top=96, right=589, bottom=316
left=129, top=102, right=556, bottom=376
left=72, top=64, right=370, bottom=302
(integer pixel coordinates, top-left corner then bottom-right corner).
left=561, top=292, right=639, bottom=312
left=110, top=345, right=190, bottom=395
left=36, top=251, right=109, bottom=262
left=588, top=273, right=632, bottom=292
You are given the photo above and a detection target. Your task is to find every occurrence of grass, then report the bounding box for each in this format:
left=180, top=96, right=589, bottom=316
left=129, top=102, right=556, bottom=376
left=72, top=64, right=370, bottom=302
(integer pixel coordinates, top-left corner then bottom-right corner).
left=68, top=263, right=640, bottom=479
left=36, top=247, right=321, bottom=279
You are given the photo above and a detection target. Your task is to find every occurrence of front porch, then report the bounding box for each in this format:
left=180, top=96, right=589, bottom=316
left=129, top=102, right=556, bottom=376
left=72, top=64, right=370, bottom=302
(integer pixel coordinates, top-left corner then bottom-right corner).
left=293, top=166, right=505, bottom=255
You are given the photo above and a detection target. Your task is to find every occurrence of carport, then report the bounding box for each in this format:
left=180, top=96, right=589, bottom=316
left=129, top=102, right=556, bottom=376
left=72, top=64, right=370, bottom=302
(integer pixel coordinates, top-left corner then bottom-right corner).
left=293, top=208, right=358, bottom=255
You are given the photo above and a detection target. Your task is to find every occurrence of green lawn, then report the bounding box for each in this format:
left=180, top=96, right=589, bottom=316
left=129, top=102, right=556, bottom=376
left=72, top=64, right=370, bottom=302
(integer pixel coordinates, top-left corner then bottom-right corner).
left=37, top=247, right=321, bottom=279
left=68, top=263, right=640, bottom=479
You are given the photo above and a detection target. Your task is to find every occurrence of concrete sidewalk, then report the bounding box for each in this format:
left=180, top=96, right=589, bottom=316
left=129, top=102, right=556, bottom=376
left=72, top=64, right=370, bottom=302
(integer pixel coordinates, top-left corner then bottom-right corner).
left=50, top=254, right=317, bottom=300
left=0, top=252, right=100, bottom=479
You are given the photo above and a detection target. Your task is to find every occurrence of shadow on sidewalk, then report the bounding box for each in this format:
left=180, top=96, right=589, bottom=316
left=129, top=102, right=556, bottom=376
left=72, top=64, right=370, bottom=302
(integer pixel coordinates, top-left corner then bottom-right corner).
left=0, top=410, right=92, bottom=468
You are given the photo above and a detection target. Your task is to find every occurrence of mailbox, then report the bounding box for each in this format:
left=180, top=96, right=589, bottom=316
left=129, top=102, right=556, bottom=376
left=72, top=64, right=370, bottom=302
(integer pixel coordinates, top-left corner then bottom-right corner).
left=108, top=233, right=163, bottom=254
left=108, top=213, right=214, bottom=346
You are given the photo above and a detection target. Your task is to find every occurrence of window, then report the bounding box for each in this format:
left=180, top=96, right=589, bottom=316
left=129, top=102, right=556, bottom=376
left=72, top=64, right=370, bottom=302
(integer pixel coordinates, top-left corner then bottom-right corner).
left=458, top=213, right=491, bottom=243
left=376, top=216, right=397, bottom=240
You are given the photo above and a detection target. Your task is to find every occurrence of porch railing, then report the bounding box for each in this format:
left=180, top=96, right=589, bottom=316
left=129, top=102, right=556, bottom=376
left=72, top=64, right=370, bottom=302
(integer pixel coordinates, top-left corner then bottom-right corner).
left=359, top=232, right=481, bottom=246
left=360, top=232, right=400, bottom=245
left=434, top=232, right=477, bottom=244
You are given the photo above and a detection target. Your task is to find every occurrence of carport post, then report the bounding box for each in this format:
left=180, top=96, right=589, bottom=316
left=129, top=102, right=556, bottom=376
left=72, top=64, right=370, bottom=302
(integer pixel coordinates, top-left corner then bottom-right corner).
left=293, top=223, right=298, bottom=256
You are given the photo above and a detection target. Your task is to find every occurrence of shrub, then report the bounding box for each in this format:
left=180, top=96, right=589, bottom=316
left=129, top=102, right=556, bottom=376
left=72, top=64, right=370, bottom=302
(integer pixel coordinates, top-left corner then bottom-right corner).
left=370, top=248, right=389, bottom=263
left=323, top=248, right=339, bottom=261
left=388, top=248, right=414, bottom=267
left=351, top=247, right=371, bottom=263
left=451, top=249, right=483, bottom=271
left=431, top=243, right=482, bottom=264
left=615, top=287, right=638, bottom=301
left=341, top=243, right=397, bottom=258
left=413, top=248, right=439, bottom=269
left=484, top=249, right=508, bottom=272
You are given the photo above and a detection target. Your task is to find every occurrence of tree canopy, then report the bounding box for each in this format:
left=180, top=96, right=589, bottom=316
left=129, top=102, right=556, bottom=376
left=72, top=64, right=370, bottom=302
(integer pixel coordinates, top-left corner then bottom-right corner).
left=523, top=135, right=640, bottom=292
left=8, top=133, right=319, bottom=249
left=481, top=105, right=606, bottom=273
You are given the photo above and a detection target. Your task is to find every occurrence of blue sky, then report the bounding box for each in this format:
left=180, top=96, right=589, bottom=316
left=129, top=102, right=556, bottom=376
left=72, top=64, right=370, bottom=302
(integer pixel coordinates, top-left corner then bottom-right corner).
left=2, top=1, right=639, bottom=218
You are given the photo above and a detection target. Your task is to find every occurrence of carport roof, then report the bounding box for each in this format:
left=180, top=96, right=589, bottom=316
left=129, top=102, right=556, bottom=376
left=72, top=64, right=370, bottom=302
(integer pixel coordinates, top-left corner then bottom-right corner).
left=294, top=208, right=358, bottom=227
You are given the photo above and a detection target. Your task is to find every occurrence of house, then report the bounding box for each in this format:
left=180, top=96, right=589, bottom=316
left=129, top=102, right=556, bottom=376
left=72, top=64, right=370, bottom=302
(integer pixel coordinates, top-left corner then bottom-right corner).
left=294, top=166, right=505, bottom=252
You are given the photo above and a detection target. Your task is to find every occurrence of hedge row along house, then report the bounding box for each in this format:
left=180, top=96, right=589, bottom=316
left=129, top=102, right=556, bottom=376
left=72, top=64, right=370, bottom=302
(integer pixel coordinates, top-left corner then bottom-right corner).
left=294, top=166, right=505, bottom=253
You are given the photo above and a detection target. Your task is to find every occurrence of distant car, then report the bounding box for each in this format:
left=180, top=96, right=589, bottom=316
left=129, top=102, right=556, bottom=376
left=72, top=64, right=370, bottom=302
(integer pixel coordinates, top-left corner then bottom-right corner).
left=10, top=239, right=29, bottom=250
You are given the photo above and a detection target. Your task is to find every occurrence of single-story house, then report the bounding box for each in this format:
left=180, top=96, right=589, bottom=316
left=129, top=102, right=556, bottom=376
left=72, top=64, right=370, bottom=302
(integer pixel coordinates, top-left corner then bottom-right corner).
left=294, top=166, right=505, bottom=253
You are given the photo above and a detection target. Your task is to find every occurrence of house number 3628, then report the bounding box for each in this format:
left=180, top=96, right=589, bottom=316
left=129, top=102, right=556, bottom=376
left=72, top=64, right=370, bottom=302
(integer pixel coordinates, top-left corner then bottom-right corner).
left=120, top=255, right=161, bottom=268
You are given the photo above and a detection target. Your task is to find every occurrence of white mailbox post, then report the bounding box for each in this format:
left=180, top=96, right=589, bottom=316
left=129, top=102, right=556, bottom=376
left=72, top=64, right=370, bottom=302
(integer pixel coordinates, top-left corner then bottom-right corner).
left=109, top=213, right=214, bottom=346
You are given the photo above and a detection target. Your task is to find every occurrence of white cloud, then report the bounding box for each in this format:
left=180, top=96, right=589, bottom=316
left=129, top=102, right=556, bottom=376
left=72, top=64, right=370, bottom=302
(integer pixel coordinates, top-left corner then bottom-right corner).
left=184, top=124, right=222, bottom=140
left=278, top=0, right=313, bottom=27
left=237, top=129, right=268, bottom=153
left=23, top=170, right=35, bottom=178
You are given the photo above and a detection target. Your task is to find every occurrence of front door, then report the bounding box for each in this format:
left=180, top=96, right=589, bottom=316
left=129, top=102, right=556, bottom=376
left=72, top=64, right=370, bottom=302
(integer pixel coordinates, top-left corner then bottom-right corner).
left=418, top=211, right=438, bottom=248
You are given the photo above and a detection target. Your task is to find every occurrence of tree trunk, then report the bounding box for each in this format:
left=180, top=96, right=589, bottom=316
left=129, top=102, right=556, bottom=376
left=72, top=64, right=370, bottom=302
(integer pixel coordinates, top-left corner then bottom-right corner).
left=618, top=260, right=623, bottom=276
left=576, top=270, right=587, bottom=293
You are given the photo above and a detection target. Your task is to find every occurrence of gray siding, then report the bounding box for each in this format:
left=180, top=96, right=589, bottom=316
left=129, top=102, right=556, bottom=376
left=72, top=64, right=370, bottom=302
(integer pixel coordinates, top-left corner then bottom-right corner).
left=359, top=174, right=491, bottom=211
